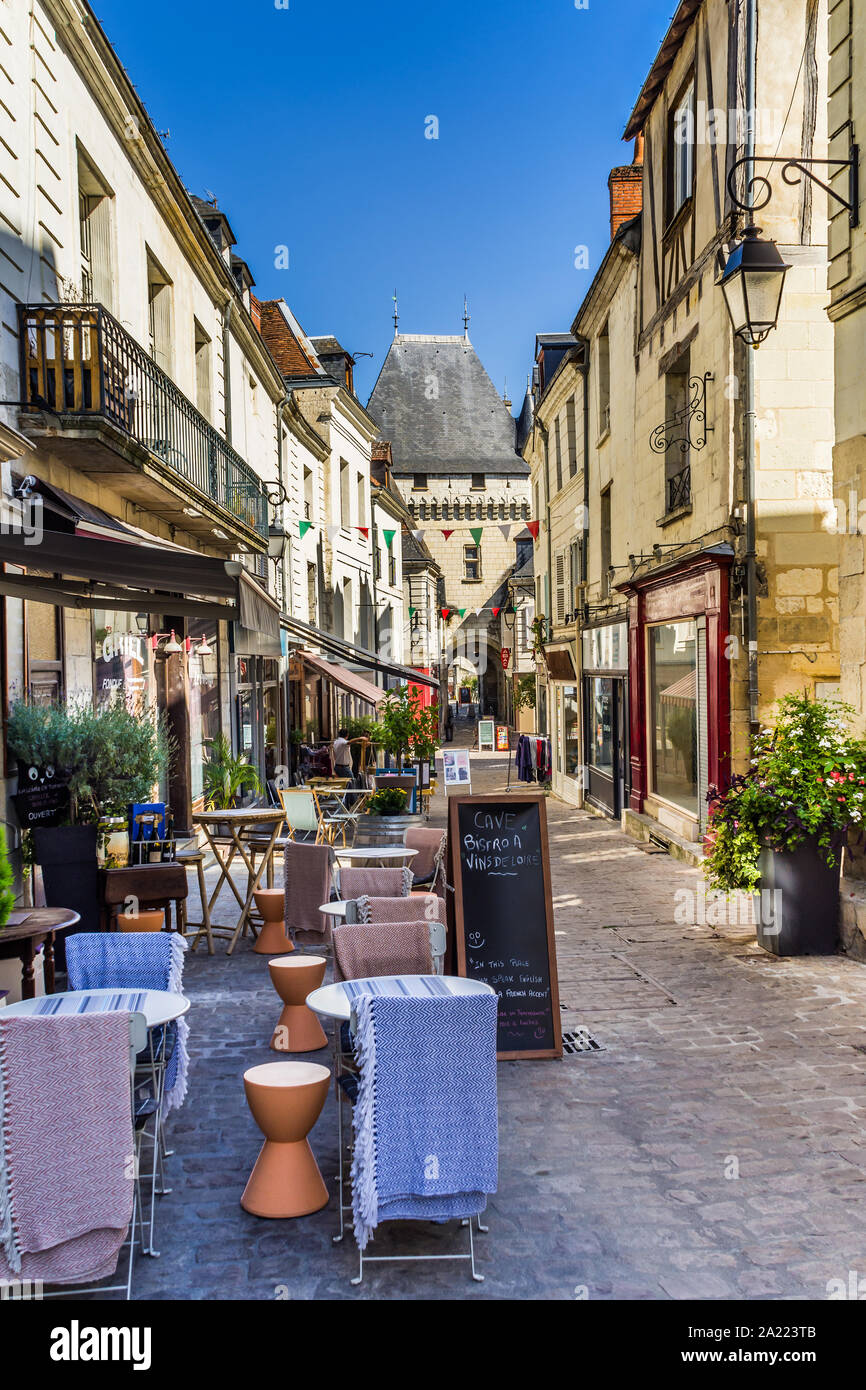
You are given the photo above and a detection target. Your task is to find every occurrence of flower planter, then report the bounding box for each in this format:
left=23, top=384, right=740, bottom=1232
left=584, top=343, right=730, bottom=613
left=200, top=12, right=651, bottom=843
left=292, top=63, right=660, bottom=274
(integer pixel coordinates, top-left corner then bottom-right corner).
left=119, top=908, right=164, bottom=933
left=754, top=835, right=841, bottom=956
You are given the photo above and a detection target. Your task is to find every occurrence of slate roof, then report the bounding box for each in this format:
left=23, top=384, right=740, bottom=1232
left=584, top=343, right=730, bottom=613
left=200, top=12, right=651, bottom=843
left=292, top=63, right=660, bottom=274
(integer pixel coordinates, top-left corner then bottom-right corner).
left=367, top=334, right=527, bottom=478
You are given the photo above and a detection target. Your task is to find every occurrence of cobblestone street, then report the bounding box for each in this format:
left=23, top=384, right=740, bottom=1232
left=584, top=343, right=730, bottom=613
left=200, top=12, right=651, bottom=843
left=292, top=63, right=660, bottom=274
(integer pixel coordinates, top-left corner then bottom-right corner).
left=127, top=744, right=866, bottom=1302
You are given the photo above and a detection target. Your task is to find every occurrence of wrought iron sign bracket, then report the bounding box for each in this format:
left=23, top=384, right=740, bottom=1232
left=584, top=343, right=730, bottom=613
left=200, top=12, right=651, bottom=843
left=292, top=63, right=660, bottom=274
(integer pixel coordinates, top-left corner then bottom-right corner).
left=649, top=372, right=713, bottom=455
left=727, top=149, right=859, bottom=228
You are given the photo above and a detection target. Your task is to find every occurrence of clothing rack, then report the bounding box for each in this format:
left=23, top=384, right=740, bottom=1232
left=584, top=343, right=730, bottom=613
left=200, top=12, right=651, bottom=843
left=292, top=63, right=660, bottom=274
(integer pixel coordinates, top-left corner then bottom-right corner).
left=507, top=733, right=552, bottom=790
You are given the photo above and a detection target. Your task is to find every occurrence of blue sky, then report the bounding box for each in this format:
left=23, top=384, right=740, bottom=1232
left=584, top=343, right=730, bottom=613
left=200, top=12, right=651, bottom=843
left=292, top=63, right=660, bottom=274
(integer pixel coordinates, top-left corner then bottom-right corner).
left=94, top=0, right=668, bottom=408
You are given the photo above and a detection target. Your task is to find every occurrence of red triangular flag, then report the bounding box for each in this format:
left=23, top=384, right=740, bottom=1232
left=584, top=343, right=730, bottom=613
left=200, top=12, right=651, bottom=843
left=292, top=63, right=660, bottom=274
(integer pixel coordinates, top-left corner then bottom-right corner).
left=356, top=526, right=369, bottom=538
left=492, top=607, right=500, bottom=618
left=441, top=529, right=454, bottom=540
left=441, top=607, right=450, bottom=620
left=527, top=520, right=540, bottom=541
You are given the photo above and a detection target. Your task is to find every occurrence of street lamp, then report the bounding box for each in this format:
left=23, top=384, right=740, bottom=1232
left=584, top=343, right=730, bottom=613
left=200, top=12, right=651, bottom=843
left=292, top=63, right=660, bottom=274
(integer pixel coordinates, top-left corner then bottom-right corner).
left=267, top=519, right=288, bottom=562
left=717, top=225, right=790, bottom=347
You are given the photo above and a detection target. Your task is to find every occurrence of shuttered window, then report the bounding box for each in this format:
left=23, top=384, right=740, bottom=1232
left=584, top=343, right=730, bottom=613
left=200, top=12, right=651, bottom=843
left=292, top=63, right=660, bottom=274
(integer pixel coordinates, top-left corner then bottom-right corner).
left=147, top=250, right=173, bottom=375
left=555, top=550, right=567, bottom=624
left=77, top=148, right=115, bottom=311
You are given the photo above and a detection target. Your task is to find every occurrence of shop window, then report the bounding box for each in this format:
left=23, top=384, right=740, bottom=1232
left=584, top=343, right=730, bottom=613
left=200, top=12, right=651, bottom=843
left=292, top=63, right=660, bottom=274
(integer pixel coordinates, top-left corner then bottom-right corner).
left=26, top=600, right=62, bottom=704
left=188, top=618, right=219, bottom=804
left=464, top=544, right=481, bottom=581
left=93, top=610, right=154, bottom=714
left=588, top=677, right=614, bottom=776
left=648, top=620, right=697, bottom=815
left=563, top=685, right=581, bottom=777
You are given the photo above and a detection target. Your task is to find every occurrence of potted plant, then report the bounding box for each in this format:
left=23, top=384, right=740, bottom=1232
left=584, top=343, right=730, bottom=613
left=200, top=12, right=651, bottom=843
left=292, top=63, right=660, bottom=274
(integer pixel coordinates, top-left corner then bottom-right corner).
left=0, top=826, right=15, bottom=931
left=202, top=732, right=261, bottom=834
left=354, top=786, right=412, bottom=847
left=704, top=692, right=866, bottom=955
left=7, top=697, right=172, bottom=931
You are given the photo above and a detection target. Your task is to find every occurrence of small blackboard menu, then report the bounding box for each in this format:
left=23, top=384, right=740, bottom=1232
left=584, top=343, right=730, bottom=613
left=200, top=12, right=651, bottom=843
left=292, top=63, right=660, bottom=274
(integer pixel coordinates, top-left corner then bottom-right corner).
left=449, top=793, right=562, bottom=1060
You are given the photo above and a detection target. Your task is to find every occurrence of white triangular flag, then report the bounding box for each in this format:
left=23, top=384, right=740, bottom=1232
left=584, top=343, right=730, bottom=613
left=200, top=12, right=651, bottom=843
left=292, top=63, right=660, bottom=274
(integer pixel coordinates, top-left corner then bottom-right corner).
left=326, top=523, right=341, bottom=543
left=499, top=524, right=512, bottom=540
left=411, top=529, right=425, bottom=541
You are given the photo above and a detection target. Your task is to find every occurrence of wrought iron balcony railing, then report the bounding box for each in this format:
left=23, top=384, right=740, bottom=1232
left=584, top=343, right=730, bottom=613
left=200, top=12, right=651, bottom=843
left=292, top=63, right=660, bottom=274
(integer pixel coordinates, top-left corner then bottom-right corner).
left=18, top=303, right=268, bottom=540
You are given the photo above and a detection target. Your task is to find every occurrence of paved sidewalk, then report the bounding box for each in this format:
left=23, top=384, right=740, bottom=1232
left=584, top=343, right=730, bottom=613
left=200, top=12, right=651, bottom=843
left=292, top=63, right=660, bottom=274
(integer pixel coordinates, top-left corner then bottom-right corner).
left=129, top=754, right=866, bottom=1301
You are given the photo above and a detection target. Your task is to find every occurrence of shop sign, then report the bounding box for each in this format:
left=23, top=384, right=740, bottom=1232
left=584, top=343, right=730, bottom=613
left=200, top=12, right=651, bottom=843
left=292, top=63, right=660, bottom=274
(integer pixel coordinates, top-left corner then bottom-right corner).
left=500, top=647, right=512, bottom=669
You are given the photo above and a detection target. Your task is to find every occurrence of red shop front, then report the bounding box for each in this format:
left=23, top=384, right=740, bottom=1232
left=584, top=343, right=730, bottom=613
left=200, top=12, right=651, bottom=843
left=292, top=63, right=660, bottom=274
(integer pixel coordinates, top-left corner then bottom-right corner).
left=622, top=549, right=732, bottom=844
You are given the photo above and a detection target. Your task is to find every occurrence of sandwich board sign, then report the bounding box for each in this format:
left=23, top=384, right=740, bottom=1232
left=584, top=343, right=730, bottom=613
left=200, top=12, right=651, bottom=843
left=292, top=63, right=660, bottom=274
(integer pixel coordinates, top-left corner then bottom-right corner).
left=442, top=748, right=471, bottom=790
left=478, top=719, right=495, bottom=751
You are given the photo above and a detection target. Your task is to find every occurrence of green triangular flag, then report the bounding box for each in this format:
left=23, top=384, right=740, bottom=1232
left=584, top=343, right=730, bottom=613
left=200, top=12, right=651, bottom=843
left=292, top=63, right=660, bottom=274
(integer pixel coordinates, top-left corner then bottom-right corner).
left=383, top=529, right=396, bottom=550
left=409, top=606, right=416, bottom=617
left=470, top=527, right=483, bottom=546
left=298, top=520, right=312, bottom=539
left=458, top=608, right=466, bottom=618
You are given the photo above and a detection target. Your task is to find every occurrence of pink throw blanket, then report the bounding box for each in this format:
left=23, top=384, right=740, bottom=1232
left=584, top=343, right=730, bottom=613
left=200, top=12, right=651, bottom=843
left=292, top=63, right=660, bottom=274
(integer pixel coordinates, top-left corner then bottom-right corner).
left=332, top=920, right=432, bottom=982
left=357, top=893, right=444, bottom=925
left=0, top=1013, right=134, bottom=1286
left=339, top=866, right=412, bottom=900
left=284, top=841, right=333, bottom=942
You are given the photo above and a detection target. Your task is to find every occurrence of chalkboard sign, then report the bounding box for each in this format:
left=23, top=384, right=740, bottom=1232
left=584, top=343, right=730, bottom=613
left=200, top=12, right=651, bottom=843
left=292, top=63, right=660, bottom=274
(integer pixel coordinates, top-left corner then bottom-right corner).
left=449, top=793, right=562, bottom=1059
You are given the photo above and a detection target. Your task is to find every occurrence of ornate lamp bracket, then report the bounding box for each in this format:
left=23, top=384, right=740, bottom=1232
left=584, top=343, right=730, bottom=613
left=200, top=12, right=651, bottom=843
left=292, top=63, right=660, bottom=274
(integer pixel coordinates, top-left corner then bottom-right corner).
left=727, top=149, right=859, bottom=227
left=649, top=372, right=713, bottom=455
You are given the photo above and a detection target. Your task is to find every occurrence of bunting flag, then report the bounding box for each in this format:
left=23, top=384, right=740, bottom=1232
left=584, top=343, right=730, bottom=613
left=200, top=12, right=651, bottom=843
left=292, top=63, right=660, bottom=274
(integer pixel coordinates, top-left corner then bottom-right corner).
left=409, top=606, right=416, bottom=617
left=411, top=529, right=425, bottom=542
left=326, top=523, right=341, bottom=542
left=469, top=527, right=483, bottom=546
left=440, top=607, right=451, bottom=620
left=356, top=526, right=369, bottom=539
left=527, top=520, right=540, bottom=541
left=458, top=608, right=467, bottom=618
left=298, top=520, right=312, bottom=539
left=383, top=528, right=396, bottom=550
left=441, top=529, right=454, bottom=540
left=499, top=524, right=512, bottom=541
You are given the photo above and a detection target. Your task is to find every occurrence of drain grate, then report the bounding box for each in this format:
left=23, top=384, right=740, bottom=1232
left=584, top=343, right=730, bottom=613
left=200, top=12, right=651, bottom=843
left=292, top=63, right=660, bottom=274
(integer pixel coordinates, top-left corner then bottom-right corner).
left=562, top=1027, right=603, bottom=1054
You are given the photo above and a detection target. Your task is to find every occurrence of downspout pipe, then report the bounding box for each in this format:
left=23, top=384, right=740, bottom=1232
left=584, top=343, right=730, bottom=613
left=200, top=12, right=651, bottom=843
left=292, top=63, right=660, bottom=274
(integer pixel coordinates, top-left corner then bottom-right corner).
left=744, top=0, right=760, bottom=731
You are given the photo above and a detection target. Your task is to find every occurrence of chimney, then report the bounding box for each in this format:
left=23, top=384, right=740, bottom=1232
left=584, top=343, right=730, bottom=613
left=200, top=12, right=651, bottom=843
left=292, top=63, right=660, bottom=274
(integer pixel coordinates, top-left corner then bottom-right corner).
left=608, top=134, right=643, bottom=240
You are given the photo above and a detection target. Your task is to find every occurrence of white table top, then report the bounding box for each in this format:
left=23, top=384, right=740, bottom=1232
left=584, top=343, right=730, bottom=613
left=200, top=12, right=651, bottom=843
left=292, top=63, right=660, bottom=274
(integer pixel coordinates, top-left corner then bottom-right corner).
left=319, top=901, right=351, bottom=918
left=3, top=988, right=190, bottom=1030
left=333, top=845, right=418, bottom=863
left=306, top=975, right=494, bottom=1023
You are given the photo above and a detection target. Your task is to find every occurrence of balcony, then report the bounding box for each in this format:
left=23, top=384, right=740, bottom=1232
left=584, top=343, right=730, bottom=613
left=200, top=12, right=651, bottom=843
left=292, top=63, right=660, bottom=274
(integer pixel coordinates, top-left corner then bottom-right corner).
left=17, top=304, right=268, bottom=553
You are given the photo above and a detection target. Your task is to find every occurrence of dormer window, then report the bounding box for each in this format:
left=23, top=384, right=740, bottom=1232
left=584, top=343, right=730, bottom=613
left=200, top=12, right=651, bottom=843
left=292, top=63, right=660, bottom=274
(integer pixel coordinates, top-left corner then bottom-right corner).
left=413, top=473, right=428, bottom=490
left=471, top=473, right=485, bottom=490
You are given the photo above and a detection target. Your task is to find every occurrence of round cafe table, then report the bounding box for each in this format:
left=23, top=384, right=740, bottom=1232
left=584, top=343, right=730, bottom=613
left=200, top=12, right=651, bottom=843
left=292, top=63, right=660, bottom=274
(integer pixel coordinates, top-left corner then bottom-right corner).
left=306, top=974, right=495, bottom=1024
left=332, top=845, right=418, bottom=868
left=0, top=908, right=80, bottom=1000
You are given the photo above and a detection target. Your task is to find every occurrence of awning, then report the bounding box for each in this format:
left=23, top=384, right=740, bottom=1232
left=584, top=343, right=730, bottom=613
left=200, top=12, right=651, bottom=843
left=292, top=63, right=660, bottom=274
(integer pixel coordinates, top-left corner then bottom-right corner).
left=281, top=612, right=439, bottom=690
left=233, top=568, right=281, bottom=658
left=296, top=650, right=384, bottom=706
left=660, top=669, right=696, bottom=707
left=0, top=524, right=244, bottom=621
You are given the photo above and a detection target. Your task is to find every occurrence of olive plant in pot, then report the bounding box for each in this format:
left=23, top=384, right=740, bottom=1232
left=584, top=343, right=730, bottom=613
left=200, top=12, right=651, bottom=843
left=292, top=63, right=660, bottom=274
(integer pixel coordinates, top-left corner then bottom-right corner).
left=354, top=786, right=411, bottom=847
left=202, top=732, right=262, bottom=836
left=704, top=693, right=866, bottom=956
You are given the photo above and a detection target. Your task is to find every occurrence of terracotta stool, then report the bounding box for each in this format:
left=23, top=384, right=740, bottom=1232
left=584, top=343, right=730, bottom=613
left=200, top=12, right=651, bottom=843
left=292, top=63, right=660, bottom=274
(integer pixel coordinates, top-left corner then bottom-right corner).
left=241, top=1061, right=330, bottom=1218
left=269, top=955, right=327, bottom=1053
left=253, top=888, right=294, bottom=956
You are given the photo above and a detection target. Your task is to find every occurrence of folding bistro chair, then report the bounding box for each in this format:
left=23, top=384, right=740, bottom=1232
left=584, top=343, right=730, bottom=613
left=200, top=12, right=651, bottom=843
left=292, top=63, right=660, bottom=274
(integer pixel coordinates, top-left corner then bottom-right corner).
left=278, top=788, right=324, bottom=843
